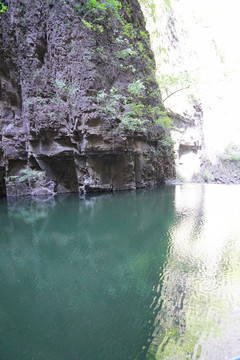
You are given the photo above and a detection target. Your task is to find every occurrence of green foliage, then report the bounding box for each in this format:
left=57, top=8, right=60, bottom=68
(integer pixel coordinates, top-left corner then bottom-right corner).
left=163, top=0, right=171, bottom=8
left=82, top=18, right=104, bottom=32
left=119, top=115, right=147, bottom=131
left=160, top=72, right=190, bottom=89
left=86, top=0, right=122, bottom=13
left=74, top=3, right=82, bottom=10
left=96, top=87, right=125, bottom=117
left=128, top=80, right=145, bottom=97
left=82, top=18, right=94, bottom=30
left=155, top=116, right=171, bottom=128
left=149, top=106, right=171, bottom=128
left=155, top=44, right=168, bottom=62
left=119, top=64, right=136, bottom=73
left=137, top=41, right=144, bottom=53
left=7, top=175, right=19, bottom=181
left=140, top=30, right=149, bottom=40
left=158, top=71, right=192, bottom=102
left=149, top=0, right=156, bottom=22
left=80, top=0, right=123, bottom=31
left=159, top=135, right=175, bottom=148
left=223, top=154, right=240, bottom=162
left=124, top=1, right=132, bottom=18
left=96, top=86, right=147, bottom=131
left=115, top=48, right=138, bottom=59
left=96, top=83, right=172, bottom=133
left=220, top=144, right=240, bottom=163
left=114, top=35, right=126, bottom=44
left=201, top=169, right=214, bottom=182
left=120, top=102, right=147, bottom=131
left=83, top=0, right=122, bottom=22
left=122, top=23, right=137, bottom=39
left=175, top=171, right=186, bottom=183
left=7, top=169, right=45, bottom=183
left=138, top=0, right=171, bottom=27
left=0, top=0, right=7, bottom=13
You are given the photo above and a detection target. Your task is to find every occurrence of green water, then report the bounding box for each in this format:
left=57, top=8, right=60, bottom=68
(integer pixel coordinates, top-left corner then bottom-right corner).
left=0, top=184, right=240, bottom=360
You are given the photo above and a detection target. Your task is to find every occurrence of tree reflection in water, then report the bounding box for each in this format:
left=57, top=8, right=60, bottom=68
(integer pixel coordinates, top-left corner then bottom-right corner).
left=148, top=184, right=240, bottom=360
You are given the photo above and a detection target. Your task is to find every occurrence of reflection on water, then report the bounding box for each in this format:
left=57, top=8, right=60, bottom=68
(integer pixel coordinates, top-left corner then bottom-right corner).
left=0, top=188, right=174, bottom=360
left=0, top=185, right=240, bottom=360
left=148, top=184, right=240, bottom=360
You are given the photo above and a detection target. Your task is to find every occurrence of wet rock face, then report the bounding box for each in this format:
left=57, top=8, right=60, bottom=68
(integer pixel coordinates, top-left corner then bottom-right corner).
left=0, top=0, right=175, bottom=197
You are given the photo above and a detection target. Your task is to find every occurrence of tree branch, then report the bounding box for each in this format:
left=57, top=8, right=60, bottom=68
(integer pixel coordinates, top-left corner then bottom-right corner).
left=163, top=86, right=190, bottom=102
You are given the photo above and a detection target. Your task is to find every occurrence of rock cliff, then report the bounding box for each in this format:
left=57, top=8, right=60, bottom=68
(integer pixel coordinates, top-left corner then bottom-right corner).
left=0, top=0, right=175, bottom=197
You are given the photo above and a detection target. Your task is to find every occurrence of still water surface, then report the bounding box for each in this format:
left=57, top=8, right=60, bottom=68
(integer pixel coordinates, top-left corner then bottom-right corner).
left=0, top=184, right=240, bottom=360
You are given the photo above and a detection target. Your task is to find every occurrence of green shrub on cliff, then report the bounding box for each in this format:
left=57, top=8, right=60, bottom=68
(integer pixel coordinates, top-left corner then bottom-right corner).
left=83, top=0, right=122, bottom=21
left=80, top=0, right=122, bottom=31
left=128, top=80, right=145, bottom=97
left=220, top=144, right=240, bottom=163
left=0, top=1, right=7, bottom=13
left=86, top=0, right=122, bottom=12
left=6, top=169, right=45, bottom=183
left=96, top=83, right=172, bottom=132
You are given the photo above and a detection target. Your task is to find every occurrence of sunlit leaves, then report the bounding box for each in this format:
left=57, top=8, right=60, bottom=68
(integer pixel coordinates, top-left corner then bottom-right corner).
left=0, top=0, right=8, bottom=13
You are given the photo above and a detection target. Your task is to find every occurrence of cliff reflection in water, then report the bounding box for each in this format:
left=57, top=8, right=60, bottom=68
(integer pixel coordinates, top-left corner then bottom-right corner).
left=0, top=189, right=174, bottom=360
left=148, top=184, right=240, bottom=360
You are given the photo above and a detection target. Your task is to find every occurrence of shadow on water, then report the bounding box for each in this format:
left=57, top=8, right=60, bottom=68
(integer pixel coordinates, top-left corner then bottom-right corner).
left=0, top=186, right=176, bottom=360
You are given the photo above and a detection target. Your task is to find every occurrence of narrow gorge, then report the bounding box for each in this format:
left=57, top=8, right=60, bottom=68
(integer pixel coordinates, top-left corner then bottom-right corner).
left=1, top=3, right=240, bottom=360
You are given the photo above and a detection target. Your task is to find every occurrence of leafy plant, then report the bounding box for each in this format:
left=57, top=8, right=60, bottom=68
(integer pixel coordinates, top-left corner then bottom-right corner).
left=119, top=64, right=136, bottom=73
left=83, top=0, right=122, bottom=21
left=119, top=115, right=147, bottom=131
left=79, top=0, right=123, bottom=32
left=74, top=3, right=82, bottom=10
left=82, top=18, right=104, bottom=32
left=96, top=83, right=172, bottom=133
left=0, top=0, right=7, bottom=13
left=220, top=144, right=240, bottom=163
left=163, top=0, right=171, bottom=8
left=159, top=136, right=175, bottom=148
left=137, top=42, right=144, bottom=52
left=122, top=23, right=136, bottom=39
left=97, top=87, right=125, bottom=116
left=119, top=102, right=147, bottom=131
left=158, top=71, right=192, bottom=102
left=86, top=0, right=121, bottom=13
left=114, top=36, right=126, bottom=44
left=115, top=48, right=138, bottom=59
left=139, top=30, right=149, bottom=40
left=6, top=169, right=45, bottom=183
left=96, top=86, right=147, bottom=131
left=149, top=106, right=172, bottom=128
left=128, top=80, right=145, bottom=97
left=201, top=169, right=214, bottom=182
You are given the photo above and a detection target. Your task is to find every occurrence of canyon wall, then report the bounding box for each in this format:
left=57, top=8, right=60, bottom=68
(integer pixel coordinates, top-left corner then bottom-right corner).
left=0, top=0, right=175, bottom=197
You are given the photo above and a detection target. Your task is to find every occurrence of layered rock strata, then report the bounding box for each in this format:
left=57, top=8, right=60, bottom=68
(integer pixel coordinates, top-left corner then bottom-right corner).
left=0, top=0, right=174, bottom=196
